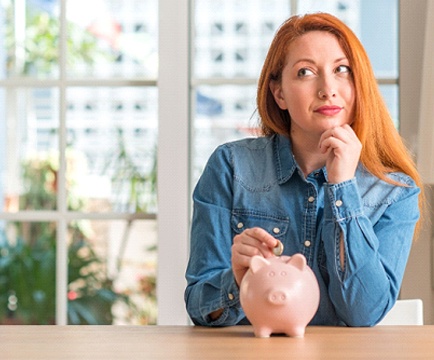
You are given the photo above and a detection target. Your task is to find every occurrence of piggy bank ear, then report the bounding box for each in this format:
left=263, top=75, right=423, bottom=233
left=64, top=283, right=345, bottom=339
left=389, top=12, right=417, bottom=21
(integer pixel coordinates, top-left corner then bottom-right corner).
left=250, top=256, right=269, bottom=274
left=289, top=253, right=307, bottom=271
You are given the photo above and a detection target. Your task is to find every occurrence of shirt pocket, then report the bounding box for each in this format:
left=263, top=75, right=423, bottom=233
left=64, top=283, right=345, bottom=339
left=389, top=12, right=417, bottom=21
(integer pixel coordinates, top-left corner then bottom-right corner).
left=231, top=210, right=289, bottom=239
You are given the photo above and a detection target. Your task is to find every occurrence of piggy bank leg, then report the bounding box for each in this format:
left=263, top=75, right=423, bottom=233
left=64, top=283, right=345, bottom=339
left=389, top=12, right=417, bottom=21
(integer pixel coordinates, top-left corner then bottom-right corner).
left=253, top=326, right=273, bottom=338
left=286, top=326, right=305, bottom=338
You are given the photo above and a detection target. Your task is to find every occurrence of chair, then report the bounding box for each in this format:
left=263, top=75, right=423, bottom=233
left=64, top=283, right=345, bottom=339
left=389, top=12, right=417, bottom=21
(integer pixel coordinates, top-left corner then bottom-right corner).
left=377, top=299, right=424, bottom=325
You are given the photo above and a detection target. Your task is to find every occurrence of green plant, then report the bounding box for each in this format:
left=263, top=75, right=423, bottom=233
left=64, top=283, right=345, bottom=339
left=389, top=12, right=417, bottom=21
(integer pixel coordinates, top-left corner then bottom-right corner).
left=5, top=8, right=108, bottom=76
left=0, top=230, right=56, bottom=324
left=0, top=226, right=127, bottom=325
left=0, top=152, right=127, bottom=325
left=103, top=128, right=157, bottom=212
left=67, top=235, right=128, bottom=325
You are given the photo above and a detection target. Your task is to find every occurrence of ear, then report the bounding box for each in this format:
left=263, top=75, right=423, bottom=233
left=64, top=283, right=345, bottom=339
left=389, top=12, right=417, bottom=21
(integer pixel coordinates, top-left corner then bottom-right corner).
left=269, top=80, right=288, bottom=110
left=288, top=253, right=307, bottom=271
left=250, top=256, right=269, bottom=274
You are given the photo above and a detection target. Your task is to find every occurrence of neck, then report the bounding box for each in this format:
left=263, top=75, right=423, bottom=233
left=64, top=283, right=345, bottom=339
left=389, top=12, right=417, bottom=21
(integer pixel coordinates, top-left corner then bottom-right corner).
left=290, top=134, right=326, bottom=177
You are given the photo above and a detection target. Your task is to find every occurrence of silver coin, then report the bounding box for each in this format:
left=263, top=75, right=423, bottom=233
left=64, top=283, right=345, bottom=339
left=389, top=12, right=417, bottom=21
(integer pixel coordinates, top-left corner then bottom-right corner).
left=273, top=240, right=284, bottom=256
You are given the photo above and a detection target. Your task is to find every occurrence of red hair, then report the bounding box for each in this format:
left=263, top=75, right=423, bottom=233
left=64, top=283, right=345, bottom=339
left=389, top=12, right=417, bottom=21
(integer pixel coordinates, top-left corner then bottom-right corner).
left=257, top=13, right=423, bottom=233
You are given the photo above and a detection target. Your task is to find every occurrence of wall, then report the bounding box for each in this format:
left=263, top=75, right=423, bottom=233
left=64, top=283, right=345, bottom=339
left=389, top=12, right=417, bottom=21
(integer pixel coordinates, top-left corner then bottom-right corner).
left=399, top=0, right=434, bottom=325
left=401, top=186, right=433, bottom=324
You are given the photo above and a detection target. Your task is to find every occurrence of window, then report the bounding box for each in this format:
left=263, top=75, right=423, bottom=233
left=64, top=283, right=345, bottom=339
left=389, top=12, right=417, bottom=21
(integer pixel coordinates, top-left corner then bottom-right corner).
left=0, top=0, right=158, bottom=325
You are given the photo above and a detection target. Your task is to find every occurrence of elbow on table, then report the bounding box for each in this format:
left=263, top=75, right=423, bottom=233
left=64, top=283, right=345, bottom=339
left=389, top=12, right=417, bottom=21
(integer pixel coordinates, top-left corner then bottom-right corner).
left=184, top=303, right=211, bottom=326
left=341, top=311, right=383, bottom=327
left=184, top=293, right=224, bottom=326
left=186, top=309, right=227, bottom=327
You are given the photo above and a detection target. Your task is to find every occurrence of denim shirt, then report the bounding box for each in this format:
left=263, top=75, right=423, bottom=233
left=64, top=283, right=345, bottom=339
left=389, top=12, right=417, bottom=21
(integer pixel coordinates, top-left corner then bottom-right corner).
left=184, top=134, right=420, bottom=327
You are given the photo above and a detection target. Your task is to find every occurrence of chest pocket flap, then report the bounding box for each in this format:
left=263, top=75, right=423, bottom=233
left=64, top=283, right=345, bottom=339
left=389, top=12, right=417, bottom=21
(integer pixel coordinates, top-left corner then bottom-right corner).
left=231, top=211, right=289, bottom=239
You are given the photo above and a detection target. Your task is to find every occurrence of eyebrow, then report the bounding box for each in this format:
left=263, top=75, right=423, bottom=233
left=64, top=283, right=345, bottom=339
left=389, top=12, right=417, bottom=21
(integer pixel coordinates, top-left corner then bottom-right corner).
left=291, top=57, right=348, bottom=68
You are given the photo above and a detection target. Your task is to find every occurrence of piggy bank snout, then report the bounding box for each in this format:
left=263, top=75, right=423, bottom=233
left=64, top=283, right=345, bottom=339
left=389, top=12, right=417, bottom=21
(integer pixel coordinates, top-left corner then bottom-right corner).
left=267, top=290, right=288, bottom=305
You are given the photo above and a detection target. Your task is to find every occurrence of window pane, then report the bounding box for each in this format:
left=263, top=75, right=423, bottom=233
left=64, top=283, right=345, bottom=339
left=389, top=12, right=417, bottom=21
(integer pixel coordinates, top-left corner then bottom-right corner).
left=379, top=84, right=399, bottom=128
left=67, top=219, right=157, bottom=325
left=296, top=0, right=361, bottom=26
left=359, top=0, right=398, bottom=78
left=0, top=221, right=56, bottom=324
left=66, top=0, right=158, bottom=78
left=193, top=85, right=257, bottom=182
left=1, top=0, right=60, bottom=79
left=192, top=1, right=291, bottom=177
left=297, top=0, right=398, bottom=78
left=1, top=88, right=59, bottom=212
left=194, top=0, right=291, bottom=78
left=66, top=87, right=157, bottom=213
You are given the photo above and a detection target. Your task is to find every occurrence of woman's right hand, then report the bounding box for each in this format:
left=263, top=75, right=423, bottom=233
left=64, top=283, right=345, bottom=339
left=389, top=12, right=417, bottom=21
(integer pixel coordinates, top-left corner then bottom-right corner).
left=231, top=227, right=278, bottom=287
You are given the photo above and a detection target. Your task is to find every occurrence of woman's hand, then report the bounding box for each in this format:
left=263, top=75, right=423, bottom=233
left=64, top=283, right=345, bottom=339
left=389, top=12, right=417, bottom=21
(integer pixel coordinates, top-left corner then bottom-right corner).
left=319, top=124, right=362, bottom=184
left=231, top=227, right=278, bottom=287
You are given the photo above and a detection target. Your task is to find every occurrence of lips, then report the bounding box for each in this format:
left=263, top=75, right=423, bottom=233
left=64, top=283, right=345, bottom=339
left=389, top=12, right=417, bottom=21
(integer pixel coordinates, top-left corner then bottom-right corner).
left=314, top=105, right=343, bottom=116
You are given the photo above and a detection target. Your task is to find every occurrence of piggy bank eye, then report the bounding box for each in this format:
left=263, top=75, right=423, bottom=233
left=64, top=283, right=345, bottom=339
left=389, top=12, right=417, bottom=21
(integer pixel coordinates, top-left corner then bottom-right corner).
left=268, top=271, right=275, bottom=277
left=280, top=271, right=287, bottom=276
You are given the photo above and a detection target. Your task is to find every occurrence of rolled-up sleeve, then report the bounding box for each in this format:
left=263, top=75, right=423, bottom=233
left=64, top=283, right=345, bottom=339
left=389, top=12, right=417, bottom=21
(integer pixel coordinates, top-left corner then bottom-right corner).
left=322, top=177, right=420, bottom=326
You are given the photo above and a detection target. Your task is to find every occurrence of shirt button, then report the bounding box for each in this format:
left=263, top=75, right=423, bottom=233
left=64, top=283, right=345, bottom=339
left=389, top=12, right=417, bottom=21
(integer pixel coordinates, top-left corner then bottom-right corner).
left=273, top=227, right=280, bottom=234
left=308, top=196, right=315, bottom=203
left=304, top=240, right=311, bottom=247
left=237, top=222, right=244, bottom=229
left=335, top=200, right=343, bottom=207
left=228, top=293, right=235, bottom=301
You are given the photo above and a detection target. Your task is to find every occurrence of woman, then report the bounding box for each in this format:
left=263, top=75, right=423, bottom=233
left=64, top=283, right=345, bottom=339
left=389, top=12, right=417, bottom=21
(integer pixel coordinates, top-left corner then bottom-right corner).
left=184, top=13, right=423, bottom=327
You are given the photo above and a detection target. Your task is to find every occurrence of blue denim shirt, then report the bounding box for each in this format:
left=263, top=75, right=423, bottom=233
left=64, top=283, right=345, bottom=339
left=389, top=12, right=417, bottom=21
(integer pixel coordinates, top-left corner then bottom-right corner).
left=185, top=134, right=420, bottom=327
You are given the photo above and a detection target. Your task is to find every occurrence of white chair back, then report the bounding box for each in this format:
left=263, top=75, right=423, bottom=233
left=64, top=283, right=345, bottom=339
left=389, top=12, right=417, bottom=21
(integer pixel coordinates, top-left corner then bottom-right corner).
left=377, top=299, right=423, bottom=325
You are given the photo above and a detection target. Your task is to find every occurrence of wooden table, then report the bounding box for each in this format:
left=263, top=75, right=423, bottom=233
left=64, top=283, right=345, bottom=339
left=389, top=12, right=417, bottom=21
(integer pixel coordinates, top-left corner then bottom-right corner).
left=1, top=325, right=433, bottom=359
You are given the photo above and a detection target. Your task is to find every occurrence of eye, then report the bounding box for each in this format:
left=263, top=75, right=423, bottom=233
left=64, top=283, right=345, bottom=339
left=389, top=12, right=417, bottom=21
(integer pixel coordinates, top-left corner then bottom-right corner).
left=297, top=68, right=314, bottom=77
left=335, top=65, right=351, bottom=74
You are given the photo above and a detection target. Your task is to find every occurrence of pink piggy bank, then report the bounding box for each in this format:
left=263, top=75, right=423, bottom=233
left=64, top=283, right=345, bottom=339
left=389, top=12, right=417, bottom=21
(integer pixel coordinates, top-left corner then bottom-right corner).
left=240, top=254, right=320, bottom=338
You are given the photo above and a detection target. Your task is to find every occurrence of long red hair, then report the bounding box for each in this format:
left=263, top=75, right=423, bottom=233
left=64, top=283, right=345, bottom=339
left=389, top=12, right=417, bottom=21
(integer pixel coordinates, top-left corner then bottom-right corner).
left=257, top=13, right=424, bottom=233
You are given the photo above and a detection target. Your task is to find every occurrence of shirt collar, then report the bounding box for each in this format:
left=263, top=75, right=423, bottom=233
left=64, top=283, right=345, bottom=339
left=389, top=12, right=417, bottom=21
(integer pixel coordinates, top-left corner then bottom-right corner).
left=273, top=134, right=328, bottom=183
left=273, top=134, right=297, bottom=184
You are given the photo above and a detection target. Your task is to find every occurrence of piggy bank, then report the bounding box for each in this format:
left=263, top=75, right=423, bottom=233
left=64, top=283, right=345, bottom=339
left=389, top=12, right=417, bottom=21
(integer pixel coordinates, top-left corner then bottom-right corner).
left=240, top=254, right=320, bottom=338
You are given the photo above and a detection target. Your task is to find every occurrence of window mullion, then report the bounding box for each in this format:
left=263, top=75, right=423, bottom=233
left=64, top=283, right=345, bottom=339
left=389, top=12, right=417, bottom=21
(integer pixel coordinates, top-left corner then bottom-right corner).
left=55, top=0, right=68, bottom=325
left=157, top=0, right=190, bottom=325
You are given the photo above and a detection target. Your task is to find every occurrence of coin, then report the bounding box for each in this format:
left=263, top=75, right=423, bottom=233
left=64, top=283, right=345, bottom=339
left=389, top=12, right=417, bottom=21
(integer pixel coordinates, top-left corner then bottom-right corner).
left=273, top=240, right=284, bottom=256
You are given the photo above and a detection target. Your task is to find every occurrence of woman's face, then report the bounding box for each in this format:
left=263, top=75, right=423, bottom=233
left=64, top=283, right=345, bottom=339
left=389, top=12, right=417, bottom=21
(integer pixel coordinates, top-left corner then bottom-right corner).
left=270, top=31, right=355, bottom=139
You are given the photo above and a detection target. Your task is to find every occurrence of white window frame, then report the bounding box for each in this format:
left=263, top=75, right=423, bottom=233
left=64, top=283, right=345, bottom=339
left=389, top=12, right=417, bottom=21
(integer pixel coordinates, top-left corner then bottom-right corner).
left=157, top=0, right=190, bottom=325
left=0, top=0, right=160, bottom=325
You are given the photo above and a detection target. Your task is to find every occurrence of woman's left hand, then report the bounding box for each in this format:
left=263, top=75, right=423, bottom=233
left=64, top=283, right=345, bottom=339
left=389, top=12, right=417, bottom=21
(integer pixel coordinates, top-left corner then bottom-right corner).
left=318, top=124, right=362, bottom=184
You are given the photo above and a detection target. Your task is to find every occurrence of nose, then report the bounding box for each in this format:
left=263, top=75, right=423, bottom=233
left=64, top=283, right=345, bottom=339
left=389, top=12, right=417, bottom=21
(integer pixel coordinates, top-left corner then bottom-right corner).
left=317, top=74, right=337, bottom=99
left=267, top=290, right=288, bottom=305
left=318, top=89, right=336, bottom=99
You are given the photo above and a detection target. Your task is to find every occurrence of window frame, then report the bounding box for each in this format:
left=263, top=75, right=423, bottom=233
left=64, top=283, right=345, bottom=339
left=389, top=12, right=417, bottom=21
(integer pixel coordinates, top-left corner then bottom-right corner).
left=0, top=0, right=159, bottom=325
